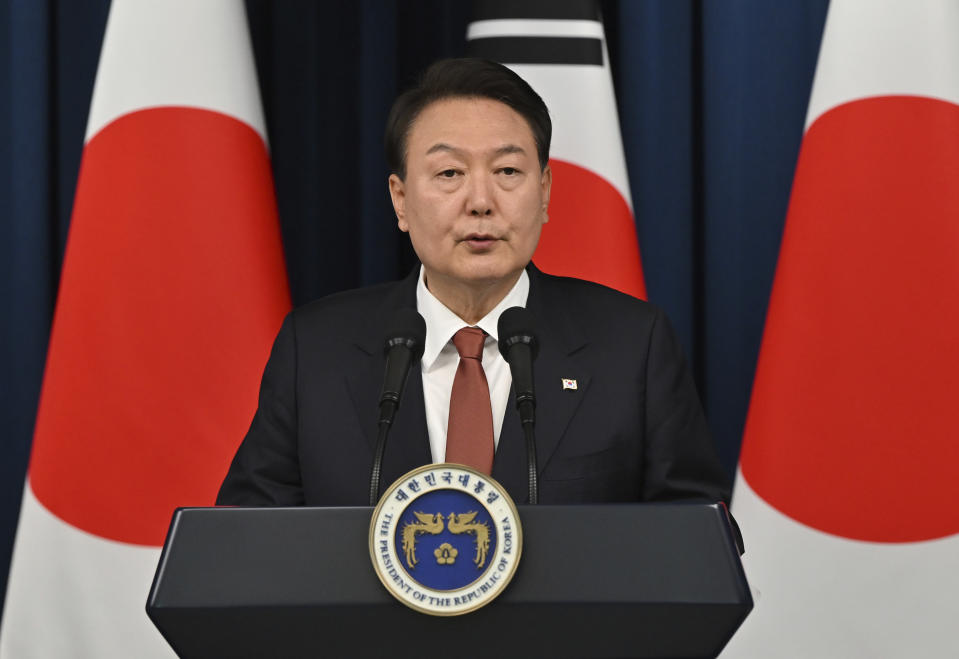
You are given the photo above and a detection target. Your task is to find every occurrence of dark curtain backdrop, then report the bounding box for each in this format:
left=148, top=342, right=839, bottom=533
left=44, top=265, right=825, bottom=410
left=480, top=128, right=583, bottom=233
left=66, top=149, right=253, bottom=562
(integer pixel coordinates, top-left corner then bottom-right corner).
left=0, top=0, right=829, bottom=616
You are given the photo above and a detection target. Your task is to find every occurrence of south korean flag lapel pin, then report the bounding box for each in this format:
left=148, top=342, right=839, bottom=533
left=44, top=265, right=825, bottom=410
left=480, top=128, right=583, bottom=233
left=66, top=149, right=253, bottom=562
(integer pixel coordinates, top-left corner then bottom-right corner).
left=561, top=378, right=577, bottom=391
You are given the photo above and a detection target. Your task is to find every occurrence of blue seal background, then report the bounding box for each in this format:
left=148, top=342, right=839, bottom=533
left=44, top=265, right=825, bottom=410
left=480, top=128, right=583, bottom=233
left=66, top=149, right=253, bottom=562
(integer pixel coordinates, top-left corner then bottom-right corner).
left=394, top=488, right=497, bottom=591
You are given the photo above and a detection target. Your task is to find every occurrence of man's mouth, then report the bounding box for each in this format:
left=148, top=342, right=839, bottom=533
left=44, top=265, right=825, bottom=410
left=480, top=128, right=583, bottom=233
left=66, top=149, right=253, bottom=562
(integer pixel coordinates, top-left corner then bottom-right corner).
left=462, top=233, right=498, bottom=249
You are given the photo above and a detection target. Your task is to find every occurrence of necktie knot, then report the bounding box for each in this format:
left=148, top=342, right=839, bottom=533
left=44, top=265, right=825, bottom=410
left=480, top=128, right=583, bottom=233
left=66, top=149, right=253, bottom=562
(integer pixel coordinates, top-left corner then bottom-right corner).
left=452, top=327, right=486, bottom=360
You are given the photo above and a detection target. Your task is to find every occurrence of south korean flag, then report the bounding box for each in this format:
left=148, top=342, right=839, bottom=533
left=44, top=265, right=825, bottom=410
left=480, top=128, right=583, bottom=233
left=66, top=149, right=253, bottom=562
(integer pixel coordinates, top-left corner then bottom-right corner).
left=467, top=0, right=646, bottom=300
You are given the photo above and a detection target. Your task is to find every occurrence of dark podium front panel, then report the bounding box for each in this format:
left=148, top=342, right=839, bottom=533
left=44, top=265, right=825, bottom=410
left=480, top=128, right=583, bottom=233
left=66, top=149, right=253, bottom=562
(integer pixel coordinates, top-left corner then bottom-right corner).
left=147, top=504, right=751, bottom=658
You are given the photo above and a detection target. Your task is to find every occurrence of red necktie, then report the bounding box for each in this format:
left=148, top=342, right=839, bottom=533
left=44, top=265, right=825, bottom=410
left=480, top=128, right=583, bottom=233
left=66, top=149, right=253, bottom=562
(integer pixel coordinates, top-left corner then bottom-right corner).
left=445, top=327, right=494, bottom=474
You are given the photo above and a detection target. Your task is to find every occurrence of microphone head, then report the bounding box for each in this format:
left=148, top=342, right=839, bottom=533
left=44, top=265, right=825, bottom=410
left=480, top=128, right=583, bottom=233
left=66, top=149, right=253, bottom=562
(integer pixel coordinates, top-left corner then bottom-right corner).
left=497, top=306, right=539, bottom=360
left=384, top=307, right=426, bottom=360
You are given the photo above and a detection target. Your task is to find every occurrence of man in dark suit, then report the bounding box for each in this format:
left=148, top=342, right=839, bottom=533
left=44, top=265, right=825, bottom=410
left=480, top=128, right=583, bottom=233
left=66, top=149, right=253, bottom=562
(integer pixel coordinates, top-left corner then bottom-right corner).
left=217, top=58, right=731, bottom=514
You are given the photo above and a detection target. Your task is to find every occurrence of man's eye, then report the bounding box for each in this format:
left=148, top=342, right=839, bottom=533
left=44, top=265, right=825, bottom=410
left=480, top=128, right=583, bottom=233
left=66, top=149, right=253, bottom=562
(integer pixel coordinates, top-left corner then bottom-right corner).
left=500, top=167, right=518, bottom=175
left=439, top=169, right=458, bottom=178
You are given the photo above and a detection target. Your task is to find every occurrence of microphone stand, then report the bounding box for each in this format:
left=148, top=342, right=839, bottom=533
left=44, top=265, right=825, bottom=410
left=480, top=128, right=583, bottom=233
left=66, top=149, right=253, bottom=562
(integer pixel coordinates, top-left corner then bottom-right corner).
left=518, top=398, right=538, bottom=505
left=369, top=402, right=396, bottom=505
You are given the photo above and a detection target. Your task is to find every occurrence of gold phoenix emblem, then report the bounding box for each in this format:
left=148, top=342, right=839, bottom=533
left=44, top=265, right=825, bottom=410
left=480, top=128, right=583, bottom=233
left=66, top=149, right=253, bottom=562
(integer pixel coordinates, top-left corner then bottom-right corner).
left=400, top=510, right=490, bottom=569
left=447, top=511, right=490, bottom=569
left=401, top=512, right=443, bottom=568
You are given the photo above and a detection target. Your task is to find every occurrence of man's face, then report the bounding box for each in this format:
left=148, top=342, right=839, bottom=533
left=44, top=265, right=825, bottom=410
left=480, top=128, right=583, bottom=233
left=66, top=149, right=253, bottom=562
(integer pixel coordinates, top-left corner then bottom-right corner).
left=389, top=97, right=551, bottom=297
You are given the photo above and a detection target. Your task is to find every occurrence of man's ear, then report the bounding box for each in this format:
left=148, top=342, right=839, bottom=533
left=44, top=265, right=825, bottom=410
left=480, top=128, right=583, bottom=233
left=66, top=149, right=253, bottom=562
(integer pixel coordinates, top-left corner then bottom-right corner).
left=539, top=164, right=552, bottom=224
left=389, top=174, right=409, bottom=232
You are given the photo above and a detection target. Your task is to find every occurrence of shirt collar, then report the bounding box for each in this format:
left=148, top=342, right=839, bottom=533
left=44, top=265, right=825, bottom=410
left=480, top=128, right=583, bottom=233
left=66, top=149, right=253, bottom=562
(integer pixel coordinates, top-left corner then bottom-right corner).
left=416, top=265, right=530, bottom=370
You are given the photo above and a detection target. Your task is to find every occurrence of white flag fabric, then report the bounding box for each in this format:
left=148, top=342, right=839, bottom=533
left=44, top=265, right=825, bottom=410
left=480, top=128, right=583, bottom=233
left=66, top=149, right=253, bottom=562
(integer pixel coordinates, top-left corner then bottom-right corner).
left=0, top=1, right=290, bottom=656
left=724, top=1, right=959, bottom=656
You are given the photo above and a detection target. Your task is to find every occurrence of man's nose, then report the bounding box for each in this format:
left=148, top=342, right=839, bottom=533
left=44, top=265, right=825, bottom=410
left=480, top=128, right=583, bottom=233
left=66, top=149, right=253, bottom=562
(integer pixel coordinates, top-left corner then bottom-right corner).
left=466, top=173, right=493, bottom=216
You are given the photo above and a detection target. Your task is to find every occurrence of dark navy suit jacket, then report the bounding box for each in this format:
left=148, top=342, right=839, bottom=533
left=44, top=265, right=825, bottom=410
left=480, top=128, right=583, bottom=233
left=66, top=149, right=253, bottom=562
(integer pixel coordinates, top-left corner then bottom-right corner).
left=217, top=265, right=732, bottom=511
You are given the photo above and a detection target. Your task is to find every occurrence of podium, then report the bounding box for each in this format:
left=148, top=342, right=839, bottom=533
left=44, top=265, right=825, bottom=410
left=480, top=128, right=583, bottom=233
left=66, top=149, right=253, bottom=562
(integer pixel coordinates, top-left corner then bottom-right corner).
left=147, top=503, right=751, bottom=658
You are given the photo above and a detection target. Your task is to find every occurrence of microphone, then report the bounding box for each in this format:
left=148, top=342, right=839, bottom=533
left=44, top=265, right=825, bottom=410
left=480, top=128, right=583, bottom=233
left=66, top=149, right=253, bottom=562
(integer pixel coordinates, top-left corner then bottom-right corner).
left=498, top=307, right=539, bottom=423
left=497, top=306, right=540, bottom=504
left=378, top=308, right=427, bottom=424
left=370, top=308, right=426, bottom=505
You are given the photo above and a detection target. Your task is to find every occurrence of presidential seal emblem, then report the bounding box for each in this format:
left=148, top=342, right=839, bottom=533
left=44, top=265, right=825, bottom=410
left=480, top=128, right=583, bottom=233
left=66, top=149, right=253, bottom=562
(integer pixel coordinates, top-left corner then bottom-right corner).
left=369, top=464, right=522, bottom=616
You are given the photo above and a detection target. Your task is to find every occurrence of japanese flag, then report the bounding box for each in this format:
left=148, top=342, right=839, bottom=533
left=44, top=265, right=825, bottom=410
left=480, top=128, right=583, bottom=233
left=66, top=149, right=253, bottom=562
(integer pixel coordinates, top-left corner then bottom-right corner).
left=724, top=1, right=959, bottom=656
left=0, top=1, right=290, bottom=656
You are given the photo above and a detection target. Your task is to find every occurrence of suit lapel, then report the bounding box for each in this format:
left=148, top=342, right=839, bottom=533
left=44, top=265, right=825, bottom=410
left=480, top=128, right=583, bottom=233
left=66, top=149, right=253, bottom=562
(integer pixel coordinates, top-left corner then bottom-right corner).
left=492, top=266, right=591, bottom=503
left=345, top=268, right=431, bottom=485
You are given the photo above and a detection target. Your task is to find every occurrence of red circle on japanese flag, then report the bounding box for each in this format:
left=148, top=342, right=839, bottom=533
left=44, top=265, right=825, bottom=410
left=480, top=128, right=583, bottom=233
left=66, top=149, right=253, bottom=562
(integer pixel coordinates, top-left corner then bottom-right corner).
left=29, top=108, right=290, bottom=546
left=741, top=96, right=959, bottom=543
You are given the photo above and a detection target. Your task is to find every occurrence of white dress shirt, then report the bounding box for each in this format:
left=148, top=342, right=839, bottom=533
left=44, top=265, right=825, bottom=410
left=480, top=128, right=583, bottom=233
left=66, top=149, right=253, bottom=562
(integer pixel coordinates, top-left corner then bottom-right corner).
left=416, top=266, right=530, bottom=463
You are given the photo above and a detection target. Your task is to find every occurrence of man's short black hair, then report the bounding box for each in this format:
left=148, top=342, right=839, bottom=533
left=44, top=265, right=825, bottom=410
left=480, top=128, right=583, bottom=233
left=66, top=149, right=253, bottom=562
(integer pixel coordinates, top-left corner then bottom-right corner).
left=384, top=58, right=551, bottom=180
